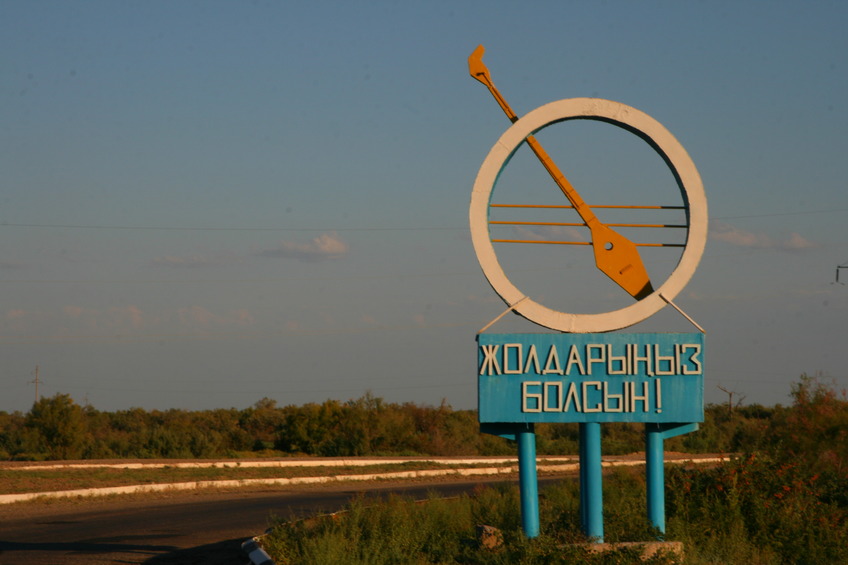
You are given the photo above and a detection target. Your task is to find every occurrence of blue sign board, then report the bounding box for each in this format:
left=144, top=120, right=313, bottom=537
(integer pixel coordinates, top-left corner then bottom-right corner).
left=478, top=333, right=704, bottom=424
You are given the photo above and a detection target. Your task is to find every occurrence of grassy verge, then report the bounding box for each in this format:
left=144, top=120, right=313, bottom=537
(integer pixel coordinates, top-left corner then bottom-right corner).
left=0, top=461, right=513, bottom=495
left=263, top=471, right=677, bottom=565
left=262, top=456, right=848, bottom=565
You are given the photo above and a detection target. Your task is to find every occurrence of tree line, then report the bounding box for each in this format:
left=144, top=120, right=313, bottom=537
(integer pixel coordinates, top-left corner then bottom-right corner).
left=1, top=375, right=844, bottom=465
left=0, top=393, right=506, bottom=460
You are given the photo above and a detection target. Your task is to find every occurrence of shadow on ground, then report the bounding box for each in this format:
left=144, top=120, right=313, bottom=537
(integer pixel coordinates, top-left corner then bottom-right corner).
left=0, top=535, right=180, bottom=563
left=142, top=538, right=247, bottom=565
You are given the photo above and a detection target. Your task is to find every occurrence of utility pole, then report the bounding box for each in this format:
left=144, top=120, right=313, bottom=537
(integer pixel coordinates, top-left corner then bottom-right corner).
left=717, top=385, right=744, bottom=417
left=836, top=261, right=847, bottom=284
left=30, top=365, right=41, bottom=403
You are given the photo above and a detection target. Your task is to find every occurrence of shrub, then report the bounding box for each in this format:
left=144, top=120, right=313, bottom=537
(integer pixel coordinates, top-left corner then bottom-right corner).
left=666, top=452, right=848, bottom=564
left=25, top=394, right=87, bottom=460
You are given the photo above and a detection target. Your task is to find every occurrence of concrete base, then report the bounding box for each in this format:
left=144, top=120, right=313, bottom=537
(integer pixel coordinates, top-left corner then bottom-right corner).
left=582, top=541, right=683, bottom=560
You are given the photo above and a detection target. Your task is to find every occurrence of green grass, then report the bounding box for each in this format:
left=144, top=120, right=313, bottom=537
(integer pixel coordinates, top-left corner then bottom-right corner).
left=262, top=458, right=848, bottom=565
left=263, top=473, right=679, bottom=565
left=0, top=461, right=502, bottom=494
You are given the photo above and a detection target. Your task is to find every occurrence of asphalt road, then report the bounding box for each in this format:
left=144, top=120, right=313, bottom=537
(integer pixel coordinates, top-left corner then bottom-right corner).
left=0, top=477, right=537, bottom=565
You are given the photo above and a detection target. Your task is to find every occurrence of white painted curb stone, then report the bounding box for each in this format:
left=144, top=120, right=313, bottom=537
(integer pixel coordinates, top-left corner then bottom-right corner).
left=242, top=538, right=274, bottom=565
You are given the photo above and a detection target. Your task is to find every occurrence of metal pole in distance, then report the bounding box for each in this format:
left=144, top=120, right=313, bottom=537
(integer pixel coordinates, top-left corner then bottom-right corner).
left=646, top=424, right=666, bottom=537
left=516, top=426, right=540, bottom=538
left=579, top=422, right=604, bottom=542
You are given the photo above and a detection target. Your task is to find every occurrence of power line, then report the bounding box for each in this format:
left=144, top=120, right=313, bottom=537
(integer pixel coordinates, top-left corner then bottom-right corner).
left=0, top=222, right=461, bottom=232
left=0, top=269, right=482, bottom=285
left=0, top=320, right=480, bottom=345
left=0, top=206, right=845, bottom=233
left=717, top=208, right=848, bottom=220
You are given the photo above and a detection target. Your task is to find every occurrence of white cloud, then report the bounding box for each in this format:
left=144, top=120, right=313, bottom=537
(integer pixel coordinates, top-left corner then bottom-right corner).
left=109, top=305, right=145, bottom=329
left=467, top=293, right=505, bottom=305
left=783, top=232, right=817, bottom=250
left=152, top=234, right=349, bottom=267
left=412, top=314, right=427, bottom=327
left=61, top=305, right=148, bottom=330
left=2, top=309, right=31, bottom=332
left=53, top=304, right=254, bottom=333
left=710, top=221, right=816, bottom=251
left=258, top=232, right=349, bottom=262
left=176, top=306, right=255, bottom=328
left=151, top=254, right=233, bottom=268
left=63, top=305, right=85, bottom=318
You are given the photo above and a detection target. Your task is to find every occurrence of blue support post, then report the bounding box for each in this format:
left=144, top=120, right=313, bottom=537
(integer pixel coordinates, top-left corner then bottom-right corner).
left=516, top=427, right=540, bottom=538
left=646, top=424, right=665, bottom=536
left=579, top=422, right=604, bottom=542
left=645, top=422, right=699, bottom=538
left=579, top=425, right=586, bottom=530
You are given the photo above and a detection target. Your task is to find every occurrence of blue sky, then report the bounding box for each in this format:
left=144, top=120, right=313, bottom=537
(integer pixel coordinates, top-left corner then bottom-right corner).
left=1, top=1, right=846, bottom=412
